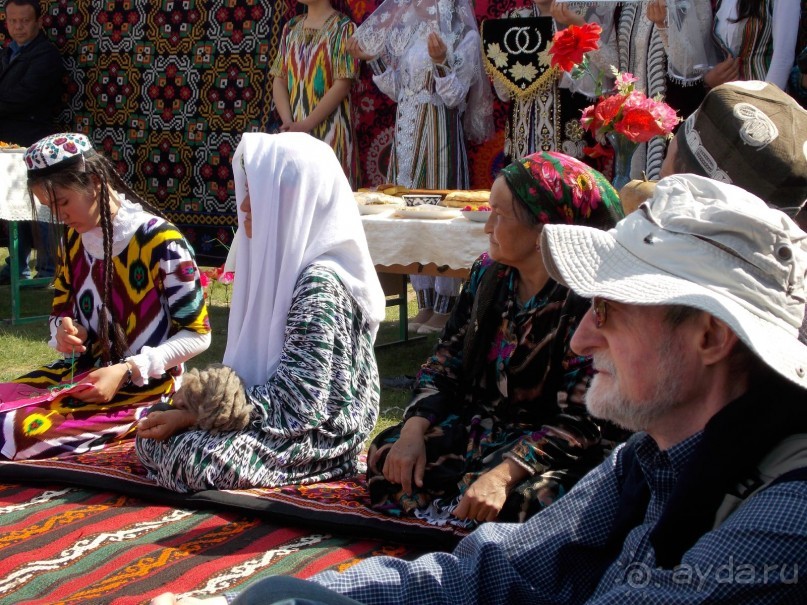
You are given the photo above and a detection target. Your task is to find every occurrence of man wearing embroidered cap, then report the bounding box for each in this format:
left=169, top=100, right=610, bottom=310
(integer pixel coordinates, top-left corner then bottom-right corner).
left=149, top=175, right=807, bottom=604
left=660, top=80, right=807, bottom=224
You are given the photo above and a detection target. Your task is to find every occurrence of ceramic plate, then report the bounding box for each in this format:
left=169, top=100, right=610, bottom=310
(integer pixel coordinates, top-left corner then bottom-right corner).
left=358, top=204, right=399, bottom=215
left=394, top=206, right=461, bottom=220
left=460, top=210, right=491, bottom=223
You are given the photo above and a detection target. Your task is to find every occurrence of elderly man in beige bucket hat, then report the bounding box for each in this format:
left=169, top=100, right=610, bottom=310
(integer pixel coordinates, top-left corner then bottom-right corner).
left=150, top=174, right=807, bottom=605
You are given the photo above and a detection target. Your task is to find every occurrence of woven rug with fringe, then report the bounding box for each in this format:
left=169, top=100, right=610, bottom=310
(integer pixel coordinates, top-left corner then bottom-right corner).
left=0, top=441, right=468, bottom=604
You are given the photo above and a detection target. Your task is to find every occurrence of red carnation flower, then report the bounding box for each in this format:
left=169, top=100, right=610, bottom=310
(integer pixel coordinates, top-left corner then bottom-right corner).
left=548, top=23, right=602, bottom=72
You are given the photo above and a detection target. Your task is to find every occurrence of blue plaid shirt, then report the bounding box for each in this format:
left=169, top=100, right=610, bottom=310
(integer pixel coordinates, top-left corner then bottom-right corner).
left=313, top=432, right=807, bottom=604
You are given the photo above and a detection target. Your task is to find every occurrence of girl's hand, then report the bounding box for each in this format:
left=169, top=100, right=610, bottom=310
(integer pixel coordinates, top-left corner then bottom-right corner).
left=427, top=32, right=448, bottom=64
left=550, top=1, right=585, bottom=27
left=69, top=363, right=130, bottom=403
left=704, top=57, right=740, bottom=89
left=55, top=317, right=88, bottom=354
left=646, top=0, right=667, bottom=28
left=283, top=120, right=313, bottom=134
left=345, top=36, right=374, bottom=61
left=137, top=408, right=197, bottom=440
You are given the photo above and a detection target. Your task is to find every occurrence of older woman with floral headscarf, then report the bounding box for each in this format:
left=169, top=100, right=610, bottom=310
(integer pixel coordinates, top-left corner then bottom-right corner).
left=135, top=132, right=386, bottom=492
left=367, top=151, right=625, bottom=525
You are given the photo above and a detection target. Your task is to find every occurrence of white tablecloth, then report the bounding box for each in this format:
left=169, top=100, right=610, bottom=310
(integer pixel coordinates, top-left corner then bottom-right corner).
left=361, top=211, right=488, bottom=270
left=0, top=149, right=51, bottom=222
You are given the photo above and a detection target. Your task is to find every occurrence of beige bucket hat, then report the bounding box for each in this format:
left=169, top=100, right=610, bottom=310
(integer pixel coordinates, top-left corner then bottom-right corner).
left=541, top=174, right=807, bottom=389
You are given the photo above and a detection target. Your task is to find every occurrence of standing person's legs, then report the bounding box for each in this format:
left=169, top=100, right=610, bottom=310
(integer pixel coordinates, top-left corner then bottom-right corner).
left=418, top=276, right=461, bottom=335
left=231, top=577, right=364, bottom=605
left=409, top=274, right=435, bottom=331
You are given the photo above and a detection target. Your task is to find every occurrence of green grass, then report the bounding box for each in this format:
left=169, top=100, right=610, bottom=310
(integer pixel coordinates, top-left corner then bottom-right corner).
left=0, top=259, right=437, bottom=442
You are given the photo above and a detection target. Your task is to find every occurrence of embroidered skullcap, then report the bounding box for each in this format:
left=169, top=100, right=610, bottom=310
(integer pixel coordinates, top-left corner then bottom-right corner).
left=674, top=81, right=807, bottom=213
left=500, top=151, right=624, bottom=229
left=24, top=133, right=96, bottom=176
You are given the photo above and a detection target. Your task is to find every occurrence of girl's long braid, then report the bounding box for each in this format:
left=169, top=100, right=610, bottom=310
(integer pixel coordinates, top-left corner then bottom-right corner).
left=95, top=173, right=129, bottom=365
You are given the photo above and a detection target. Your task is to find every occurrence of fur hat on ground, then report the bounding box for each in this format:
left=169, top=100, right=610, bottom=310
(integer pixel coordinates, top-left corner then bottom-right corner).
left=174, top=364, right=253, bottom=432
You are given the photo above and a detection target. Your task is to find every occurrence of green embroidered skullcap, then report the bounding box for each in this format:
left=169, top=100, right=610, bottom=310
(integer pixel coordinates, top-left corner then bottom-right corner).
left=500, top=151, right=624, bottom=229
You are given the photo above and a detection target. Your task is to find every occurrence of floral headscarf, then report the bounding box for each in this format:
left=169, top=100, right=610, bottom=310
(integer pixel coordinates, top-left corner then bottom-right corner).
left=500, top=151, right=624, bottom=229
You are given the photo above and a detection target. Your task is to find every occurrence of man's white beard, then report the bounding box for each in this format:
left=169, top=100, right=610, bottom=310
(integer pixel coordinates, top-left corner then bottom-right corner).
left=585, top=342, right=684, bottom=433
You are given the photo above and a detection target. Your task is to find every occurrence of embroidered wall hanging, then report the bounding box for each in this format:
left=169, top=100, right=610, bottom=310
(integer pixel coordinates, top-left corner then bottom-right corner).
left=1, top=0, right=522, bottom=263
left=481, top=17, right=556, bottom=100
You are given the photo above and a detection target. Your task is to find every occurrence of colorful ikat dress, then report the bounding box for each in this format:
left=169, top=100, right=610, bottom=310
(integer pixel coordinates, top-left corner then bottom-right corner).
left=270, top=13, right=360, bottom=187
left=1, top=210, right=210, bottom=460
left=136, top=264, right=380, bottom=492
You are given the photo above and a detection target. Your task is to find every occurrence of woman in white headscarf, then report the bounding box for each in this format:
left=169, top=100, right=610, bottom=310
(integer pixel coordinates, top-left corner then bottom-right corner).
left=135, top=132, right=386, bottom=492
left=346, top=0, right=494, bottom=335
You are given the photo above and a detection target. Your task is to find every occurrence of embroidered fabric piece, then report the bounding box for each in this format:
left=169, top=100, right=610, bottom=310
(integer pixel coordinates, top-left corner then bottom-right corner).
left=733, top=102, right=778, bottom=149
left=81, top=195, right=151, bottom=260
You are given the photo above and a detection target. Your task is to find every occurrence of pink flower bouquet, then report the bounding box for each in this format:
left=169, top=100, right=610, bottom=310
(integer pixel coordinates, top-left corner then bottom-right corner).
left=580, top=71, right=680, bottom=144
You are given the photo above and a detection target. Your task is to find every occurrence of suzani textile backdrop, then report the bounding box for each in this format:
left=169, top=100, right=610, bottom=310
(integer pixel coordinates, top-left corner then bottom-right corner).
left=0, top=0, right=520, bottom=263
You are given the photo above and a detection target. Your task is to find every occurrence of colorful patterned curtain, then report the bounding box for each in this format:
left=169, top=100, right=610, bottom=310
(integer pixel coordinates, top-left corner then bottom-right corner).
left=1, top=0, right=519, bottom=263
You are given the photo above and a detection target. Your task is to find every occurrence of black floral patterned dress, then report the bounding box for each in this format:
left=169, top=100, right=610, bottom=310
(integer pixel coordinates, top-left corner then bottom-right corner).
left=368, top=253, right=626, bottom=525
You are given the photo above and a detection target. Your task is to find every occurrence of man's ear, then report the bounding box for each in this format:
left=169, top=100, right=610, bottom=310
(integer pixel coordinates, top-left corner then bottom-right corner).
left=698, top=315, right=739, bottom=366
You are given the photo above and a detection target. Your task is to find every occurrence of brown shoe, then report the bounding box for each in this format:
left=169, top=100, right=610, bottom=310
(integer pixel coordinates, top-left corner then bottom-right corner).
left=409, top=308, right=433, bottom=331
left=417, top=311, right=449, bottom=334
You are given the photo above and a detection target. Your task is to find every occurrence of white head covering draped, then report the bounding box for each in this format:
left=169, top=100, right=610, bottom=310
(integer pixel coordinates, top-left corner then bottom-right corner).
left=665, top=0, right=720, bottom=84
left=223, top=133, right=386, bottom=388
left=353, top=0, right=494, bottom=143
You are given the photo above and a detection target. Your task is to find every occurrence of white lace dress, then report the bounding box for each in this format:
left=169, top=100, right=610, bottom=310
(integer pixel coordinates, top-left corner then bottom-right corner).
left=370, top=29, right=482, bottom=189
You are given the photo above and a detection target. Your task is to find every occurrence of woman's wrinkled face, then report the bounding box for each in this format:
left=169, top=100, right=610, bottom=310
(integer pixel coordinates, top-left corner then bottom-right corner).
left=31, top=180, right=102, bottom=233
left=240, top=188, right=252, bottom=239
left=484, top=177, right=543, bottom=268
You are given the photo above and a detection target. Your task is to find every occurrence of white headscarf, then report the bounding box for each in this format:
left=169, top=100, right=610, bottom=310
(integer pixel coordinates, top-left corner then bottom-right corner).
left=223, top=133, right=386, bottom=388
left=353, top=0, right=494, bottom=143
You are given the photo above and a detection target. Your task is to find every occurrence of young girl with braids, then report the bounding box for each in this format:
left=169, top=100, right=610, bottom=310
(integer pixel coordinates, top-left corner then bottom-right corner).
left=0, top=133, right=211, bottom=460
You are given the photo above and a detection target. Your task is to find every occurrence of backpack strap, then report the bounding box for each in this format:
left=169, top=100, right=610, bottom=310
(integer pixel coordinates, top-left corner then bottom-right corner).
left=713, top=433, right=807, bottom=529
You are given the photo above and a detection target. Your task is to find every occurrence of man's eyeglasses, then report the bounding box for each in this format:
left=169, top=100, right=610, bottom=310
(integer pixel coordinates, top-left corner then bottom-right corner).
left=591, top=297, right=608, bottom=329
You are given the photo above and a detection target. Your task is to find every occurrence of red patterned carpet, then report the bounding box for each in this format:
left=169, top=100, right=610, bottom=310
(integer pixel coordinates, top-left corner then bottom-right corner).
left=0, top=442, right=466, bottom=604
left=0, top=483, right=419, bottom=605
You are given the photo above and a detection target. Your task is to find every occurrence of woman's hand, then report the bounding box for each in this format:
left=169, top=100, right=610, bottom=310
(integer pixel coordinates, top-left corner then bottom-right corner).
left=550, top=1, right=585, bottom=27
left=427, top=32, right=448, bottom=64
left=453, top=459, right=529, bottom=522
left=69, top=363, right=130, bottom=403
left=137, top=408, right=198, bottom=440
left=704, top=57, right=740, bottom=89
left=55, top=317, right=88, bottom=355
left=453, top=469, right=510, bottom=522
left=378, top=416, right=429, bottom=495
left=345, top=36, right=374, bottom=61
left=646, top=0, right=667, bottom=28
